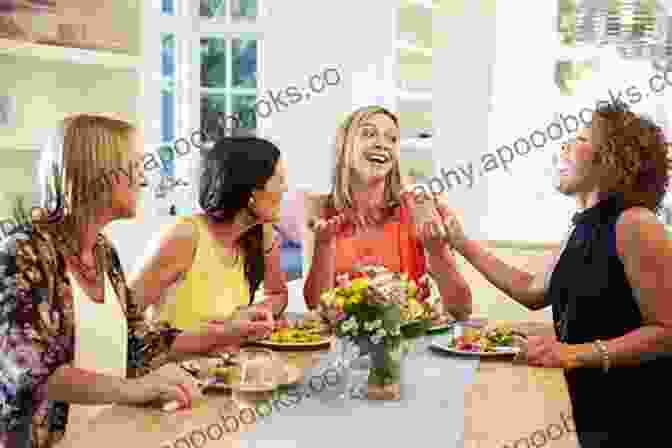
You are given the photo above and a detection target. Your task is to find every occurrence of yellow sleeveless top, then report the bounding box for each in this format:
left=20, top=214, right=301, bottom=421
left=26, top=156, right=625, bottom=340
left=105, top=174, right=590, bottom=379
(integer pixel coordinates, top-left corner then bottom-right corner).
left=158, top=215, right=250, bottom=331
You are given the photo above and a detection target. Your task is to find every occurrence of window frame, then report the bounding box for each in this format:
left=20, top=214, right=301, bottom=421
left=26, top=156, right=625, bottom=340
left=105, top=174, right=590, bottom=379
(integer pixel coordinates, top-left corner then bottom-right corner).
left=143, top=0, right=267, bottom=183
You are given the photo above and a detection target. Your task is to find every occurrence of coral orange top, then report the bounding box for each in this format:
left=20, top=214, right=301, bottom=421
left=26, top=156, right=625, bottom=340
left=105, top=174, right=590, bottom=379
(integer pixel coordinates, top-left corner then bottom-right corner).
left=325, top=203, right=427, bottom=283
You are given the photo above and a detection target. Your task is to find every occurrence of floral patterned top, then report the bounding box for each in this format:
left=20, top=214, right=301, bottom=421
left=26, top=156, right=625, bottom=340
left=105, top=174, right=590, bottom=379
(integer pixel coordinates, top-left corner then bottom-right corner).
left=0, top=225, right=182, bottom=448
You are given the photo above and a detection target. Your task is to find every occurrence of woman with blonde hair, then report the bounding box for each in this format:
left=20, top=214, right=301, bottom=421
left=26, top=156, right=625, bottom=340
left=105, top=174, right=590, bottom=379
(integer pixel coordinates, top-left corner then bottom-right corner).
left=0, top=115, right=271, bottom=448
left=303, top=105, right=472, bottom=320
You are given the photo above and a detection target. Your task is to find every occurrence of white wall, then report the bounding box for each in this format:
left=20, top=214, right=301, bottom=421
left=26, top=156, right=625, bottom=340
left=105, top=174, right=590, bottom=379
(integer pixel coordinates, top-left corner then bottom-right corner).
left=261, top=0, right=396, bottom=194
left=434, top=0, right=575, bottom=243
left=484, top=0, right=575, bottom=242
left=433, top=1, right=497, bottom=242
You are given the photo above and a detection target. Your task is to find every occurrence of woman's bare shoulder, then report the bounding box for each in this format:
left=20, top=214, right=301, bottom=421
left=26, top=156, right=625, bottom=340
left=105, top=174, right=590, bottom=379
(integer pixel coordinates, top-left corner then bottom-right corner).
left=136, top=217, right=198, bottom=272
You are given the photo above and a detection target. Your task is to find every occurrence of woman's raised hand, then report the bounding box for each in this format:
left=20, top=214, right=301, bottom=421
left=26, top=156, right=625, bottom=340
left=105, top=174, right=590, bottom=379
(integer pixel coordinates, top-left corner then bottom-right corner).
left=308, top=214, right=352, bottom=243
left=433, top=195, right=467, bottom=253
left=308, top=208, right=374, bottom=243
left=400, top=187, right=448, bottom=253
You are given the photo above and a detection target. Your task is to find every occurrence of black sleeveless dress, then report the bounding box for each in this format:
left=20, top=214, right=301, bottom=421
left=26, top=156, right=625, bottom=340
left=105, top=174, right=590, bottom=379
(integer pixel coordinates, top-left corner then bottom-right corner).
left=547, top=194, right=672, bottom=447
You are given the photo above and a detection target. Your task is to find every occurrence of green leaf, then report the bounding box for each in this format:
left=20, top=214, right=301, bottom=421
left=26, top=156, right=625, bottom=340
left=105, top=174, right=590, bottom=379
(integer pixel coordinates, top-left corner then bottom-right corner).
left=400, top=319, right=429, bottom=339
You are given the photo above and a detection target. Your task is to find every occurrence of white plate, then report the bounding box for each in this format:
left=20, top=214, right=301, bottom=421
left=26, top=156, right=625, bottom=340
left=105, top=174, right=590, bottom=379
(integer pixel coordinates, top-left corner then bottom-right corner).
left=430, top=331, right=519, bottom=357
left=427, top=320, right=454, bottom=331
left=430, top=341, right=519, bottom=357
left=254, top=336, right=333, bottom=350
left=204, top=364, right=304, bottom=391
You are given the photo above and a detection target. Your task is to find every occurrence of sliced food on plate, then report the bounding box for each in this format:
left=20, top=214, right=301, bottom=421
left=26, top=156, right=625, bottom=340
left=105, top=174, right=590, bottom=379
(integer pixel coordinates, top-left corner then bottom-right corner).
left=446, top=326, right=518, bottom=353
left=257, top=314, right=332, bottom=348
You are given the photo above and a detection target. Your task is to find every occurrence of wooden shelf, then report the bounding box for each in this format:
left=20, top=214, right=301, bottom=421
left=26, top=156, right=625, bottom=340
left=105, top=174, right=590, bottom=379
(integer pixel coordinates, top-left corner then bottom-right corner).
left=0, top=39, right=140, bottom=71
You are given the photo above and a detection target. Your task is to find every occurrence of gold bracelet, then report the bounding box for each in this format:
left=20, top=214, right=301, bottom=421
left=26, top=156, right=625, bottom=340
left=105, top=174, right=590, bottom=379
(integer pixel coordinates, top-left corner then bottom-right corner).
left=593, top=339, right=610, bottom=373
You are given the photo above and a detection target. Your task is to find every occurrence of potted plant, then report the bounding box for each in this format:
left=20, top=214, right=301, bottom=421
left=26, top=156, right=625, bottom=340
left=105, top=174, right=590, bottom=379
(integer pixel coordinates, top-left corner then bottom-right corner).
left=318, top=266, right=431, bottom=400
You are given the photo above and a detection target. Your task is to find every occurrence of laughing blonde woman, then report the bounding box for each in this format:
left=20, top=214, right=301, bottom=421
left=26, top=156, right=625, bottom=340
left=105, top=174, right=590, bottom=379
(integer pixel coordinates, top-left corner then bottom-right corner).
left=303, top=105, right=472, bottom=320
left=0, top=115, right=270, bottom=448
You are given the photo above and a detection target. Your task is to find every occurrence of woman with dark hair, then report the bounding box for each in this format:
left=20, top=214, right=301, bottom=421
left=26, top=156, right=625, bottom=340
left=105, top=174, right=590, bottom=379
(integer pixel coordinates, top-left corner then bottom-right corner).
left=129, top=136, right=288, bottom=335
left=437, top=103, right=672, bottom=446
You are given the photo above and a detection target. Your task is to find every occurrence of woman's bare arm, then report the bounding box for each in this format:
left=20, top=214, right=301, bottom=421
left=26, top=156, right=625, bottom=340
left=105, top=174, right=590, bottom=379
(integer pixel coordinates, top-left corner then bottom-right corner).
left=458, top=239, right=551, bottom=311
left=45, top=367, right=140, bottom=405
left=127, top=221, right=196, bottom=309
left=303, top=196, right=339, bottom=309
left=304, top=239, right=337, bottom=309
left=259, top=225, right=288, bottom=315
left=425, top=246, right=472, bottom=321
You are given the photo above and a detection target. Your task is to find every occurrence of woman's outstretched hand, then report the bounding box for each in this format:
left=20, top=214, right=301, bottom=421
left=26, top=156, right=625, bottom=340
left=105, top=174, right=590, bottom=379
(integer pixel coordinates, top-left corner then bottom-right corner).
left=433, top=195, right=468, bottom=253
left=400, top=188, right=468, bottom=254
left=308, top=208, right=377, bottom=243
left=400, top=188, right=448, bottom=254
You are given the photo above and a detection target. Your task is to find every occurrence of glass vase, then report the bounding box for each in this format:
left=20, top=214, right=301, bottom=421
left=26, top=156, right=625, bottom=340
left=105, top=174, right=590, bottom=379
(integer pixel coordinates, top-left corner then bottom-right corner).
left=367, top=339, right=404, bottom=400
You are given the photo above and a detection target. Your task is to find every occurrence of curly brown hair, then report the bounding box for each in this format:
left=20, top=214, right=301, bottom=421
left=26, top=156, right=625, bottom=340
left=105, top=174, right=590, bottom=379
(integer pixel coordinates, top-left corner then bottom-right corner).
left=590, top=102, right=672, bottom=214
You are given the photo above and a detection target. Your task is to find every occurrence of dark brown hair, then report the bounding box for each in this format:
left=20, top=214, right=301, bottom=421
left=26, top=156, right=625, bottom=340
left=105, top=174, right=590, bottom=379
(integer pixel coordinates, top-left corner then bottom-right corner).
left=198, top=136, right=281, bottom=301
left=591, top=102, right=672, bottom=213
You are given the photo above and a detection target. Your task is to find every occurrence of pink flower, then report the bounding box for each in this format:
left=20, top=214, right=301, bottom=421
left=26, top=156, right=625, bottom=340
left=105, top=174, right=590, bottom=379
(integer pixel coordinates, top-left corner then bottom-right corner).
left=10, top=343, right=41, bottom=372
left=336, top=278, right=351, bottom=289
left=336, top=311, right=346, bottom=321
left=335, top=274, right=351, bottom=288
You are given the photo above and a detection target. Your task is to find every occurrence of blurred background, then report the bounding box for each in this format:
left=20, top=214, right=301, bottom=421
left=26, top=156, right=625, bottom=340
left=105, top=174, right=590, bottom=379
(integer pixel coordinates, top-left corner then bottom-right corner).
left=2, top=1, right=672, bottom=315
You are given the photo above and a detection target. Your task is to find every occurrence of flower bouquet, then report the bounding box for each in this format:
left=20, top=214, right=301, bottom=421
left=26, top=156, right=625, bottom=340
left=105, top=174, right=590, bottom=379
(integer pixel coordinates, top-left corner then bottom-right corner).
left=317, top=266, right=433, bottom=400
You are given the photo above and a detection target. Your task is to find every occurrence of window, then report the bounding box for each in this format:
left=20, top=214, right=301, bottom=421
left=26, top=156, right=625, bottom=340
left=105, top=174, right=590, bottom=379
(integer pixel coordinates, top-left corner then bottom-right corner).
left=554, top=0, right=666, bottom=97
left=200, top=35, right=259, bottom=141
left=149, top=0, right=263, bottom=186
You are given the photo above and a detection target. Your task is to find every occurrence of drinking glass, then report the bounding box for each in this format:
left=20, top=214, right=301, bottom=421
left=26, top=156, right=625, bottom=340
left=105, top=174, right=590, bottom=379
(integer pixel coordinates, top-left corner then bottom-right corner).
left=334, top=339, right=361, bottom=400
left=332, top=337, right=356, bottom=370
left=238, top=348, right=278, bottom=390
left=345, top=353, right=371, bottom=400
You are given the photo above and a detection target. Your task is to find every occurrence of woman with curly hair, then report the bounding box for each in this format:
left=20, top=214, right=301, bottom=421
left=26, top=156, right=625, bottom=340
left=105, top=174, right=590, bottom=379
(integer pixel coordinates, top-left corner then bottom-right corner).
left=437, top=103, right=672, bottom=446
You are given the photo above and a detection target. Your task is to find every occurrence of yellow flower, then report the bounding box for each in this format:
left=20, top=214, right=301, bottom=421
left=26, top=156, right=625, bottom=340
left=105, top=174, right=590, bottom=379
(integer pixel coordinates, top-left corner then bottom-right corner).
left=335, top=297, right=346, bottom=308
left=347, top=293, right=363, bottom=305
left=407, top=280, right=418, bottom=298
left=351, top=278, right=369, bottom=292
left=320, top=291, right=335, bottom=307
left=407, top=298, right=423, bottom=319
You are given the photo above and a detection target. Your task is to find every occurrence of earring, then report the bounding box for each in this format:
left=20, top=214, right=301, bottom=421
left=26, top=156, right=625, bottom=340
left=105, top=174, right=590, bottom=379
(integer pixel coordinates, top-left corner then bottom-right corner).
left=244, top=198, right=257, bottom=225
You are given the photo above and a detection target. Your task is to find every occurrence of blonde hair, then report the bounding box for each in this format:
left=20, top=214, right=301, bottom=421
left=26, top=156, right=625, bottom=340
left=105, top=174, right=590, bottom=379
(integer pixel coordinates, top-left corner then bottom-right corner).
left=36, top=114, right=137, bottom=252
left=329, top=105, right=403, bottom=212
